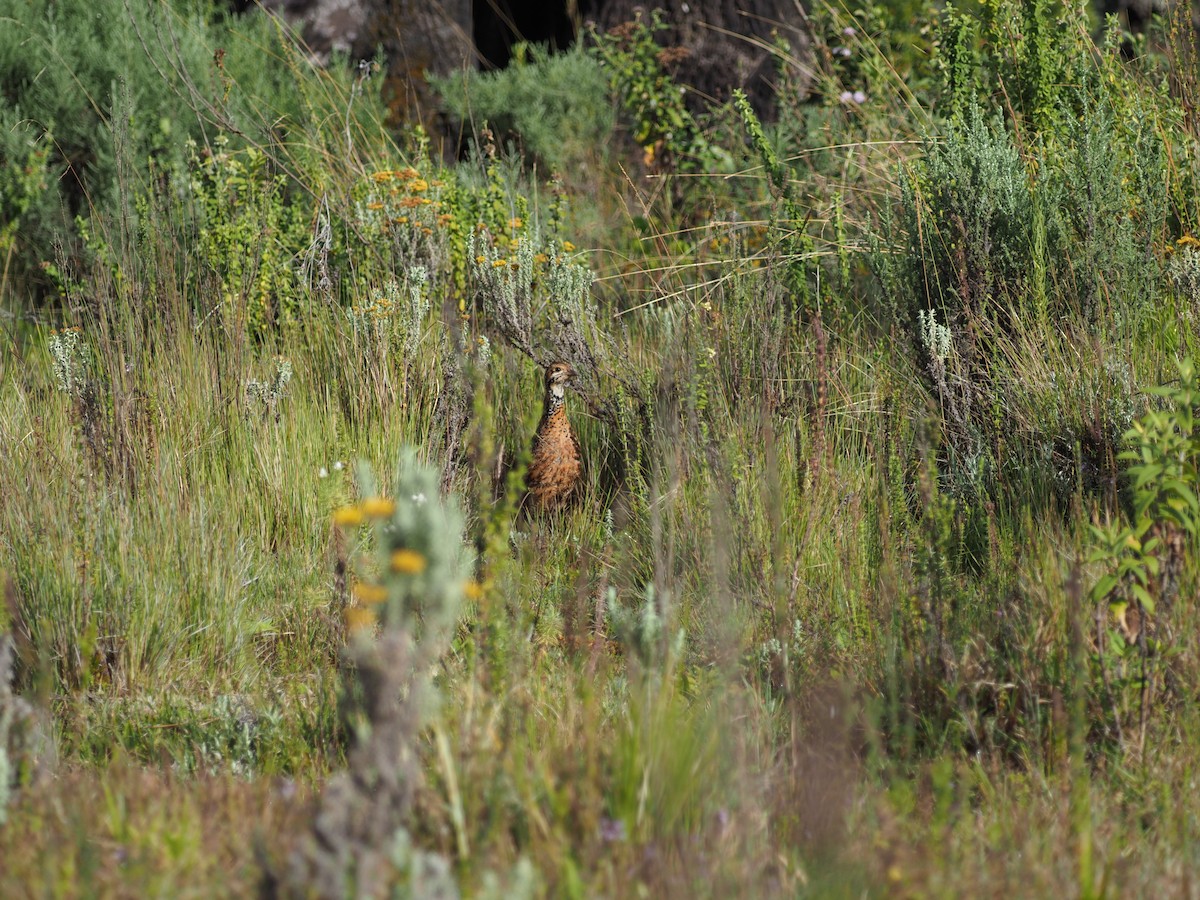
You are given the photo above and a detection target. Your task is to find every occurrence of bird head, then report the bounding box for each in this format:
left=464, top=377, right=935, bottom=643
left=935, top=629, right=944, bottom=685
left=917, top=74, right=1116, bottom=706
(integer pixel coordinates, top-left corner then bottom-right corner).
left=544, top=361, right=577, bottom=398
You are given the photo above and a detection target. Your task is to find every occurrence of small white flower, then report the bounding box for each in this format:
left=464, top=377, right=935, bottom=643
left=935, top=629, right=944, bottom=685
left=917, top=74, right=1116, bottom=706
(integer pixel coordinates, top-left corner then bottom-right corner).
left=333, top=461, right=345, bottom=471
left=411, top=492, right=428, bottom=505
left=318, top=467, right=329, bottom=479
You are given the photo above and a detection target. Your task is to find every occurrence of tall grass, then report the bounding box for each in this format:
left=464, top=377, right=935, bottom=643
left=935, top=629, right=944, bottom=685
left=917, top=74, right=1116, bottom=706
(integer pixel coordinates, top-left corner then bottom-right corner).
left=5, top=0, right=1200, bottom=896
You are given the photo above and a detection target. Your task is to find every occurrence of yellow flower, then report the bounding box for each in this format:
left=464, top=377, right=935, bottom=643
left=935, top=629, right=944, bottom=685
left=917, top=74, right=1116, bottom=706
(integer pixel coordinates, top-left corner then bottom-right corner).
left=562, top=240, right=576, bottom=252
left=508, top=217, right=523, bottom=230
left=352, top=581, right=389, bottom=604
left=463, top=580, right=484, bottom=600
left=333, top=505, right=365, bottom=527
left=391, top=548, right=428, bottom=575
left=534, top=253, right=549, bottom=265
left=394, top=216, right=409, bottom=225
left=475, top=255, right=487, bottom=265
left=371, top=171, right=393, bottom=182
left=397, top=167, right=420, bottom=180
left=492, top=259, right=507, bottom=268
left=410, top=178, right=429, bottom=193
left=366, top=201, right=384, bottom=211
left=361, top=496, right=396, bottom=518
left=345, top=605, right=377, bottom=634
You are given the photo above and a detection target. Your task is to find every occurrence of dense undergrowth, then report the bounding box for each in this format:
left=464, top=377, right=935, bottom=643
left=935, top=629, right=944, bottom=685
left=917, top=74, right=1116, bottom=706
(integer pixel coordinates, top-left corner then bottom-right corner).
left=4, top=0, right=1200, bottom=895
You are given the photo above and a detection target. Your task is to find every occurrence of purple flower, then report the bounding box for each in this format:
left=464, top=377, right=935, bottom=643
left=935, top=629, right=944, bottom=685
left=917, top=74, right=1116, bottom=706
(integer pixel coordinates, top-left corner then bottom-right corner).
left=843, top=26, right=857, bottom=37
left=599, top=817, right=627, bottom=842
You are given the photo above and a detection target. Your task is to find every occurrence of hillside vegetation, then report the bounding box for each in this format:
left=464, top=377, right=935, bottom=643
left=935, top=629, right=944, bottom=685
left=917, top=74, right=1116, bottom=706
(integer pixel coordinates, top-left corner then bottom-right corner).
left=4, top=0, right=1200, bottom=895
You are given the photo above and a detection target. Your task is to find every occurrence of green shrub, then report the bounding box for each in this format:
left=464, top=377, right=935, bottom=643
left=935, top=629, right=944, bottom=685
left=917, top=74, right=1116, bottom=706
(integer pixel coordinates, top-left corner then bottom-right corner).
left=431, top=42, right=614, bottom=175
left=895, top=104, right=1033, bottom=327
left=188, top=138, right=310, bottom=335
left=867, top=0, right=1179, bottom=504
left=0, top=0, right=379, bottom=300
left=1090, top=358, right=1200, bottom=753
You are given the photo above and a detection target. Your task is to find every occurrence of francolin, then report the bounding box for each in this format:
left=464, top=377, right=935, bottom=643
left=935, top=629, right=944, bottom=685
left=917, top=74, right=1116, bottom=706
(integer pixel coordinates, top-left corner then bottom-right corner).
left=521, top=361, right=583, bottom=517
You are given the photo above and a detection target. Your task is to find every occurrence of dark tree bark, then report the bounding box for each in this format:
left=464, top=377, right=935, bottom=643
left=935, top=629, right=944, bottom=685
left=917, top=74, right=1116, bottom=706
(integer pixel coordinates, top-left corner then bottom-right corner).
left=591, top=0, right=812, bottom=115
left=253, top=0, right=813, bottom=129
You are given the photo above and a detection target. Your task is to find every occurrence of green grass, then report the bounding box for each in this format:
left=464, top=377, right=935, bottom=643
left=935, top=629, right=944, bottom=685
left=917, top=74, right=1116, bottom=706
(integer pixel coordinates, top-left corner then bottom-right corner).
left=5, top=0, right=1200, bottom=896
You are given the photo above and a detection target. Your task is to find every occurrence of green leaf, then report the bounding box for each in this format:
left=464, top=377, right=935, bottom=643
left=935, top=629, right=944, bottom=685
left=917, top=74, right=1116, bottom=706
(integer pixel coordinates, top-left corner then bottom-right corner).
left=1131, top=463, right=1164, bottom=489
left=1092, top=574, right=1119, bottom=600
left=1130, top=584, right=1156, bottom=615
left=1167, top=482, right=1199, bottom=513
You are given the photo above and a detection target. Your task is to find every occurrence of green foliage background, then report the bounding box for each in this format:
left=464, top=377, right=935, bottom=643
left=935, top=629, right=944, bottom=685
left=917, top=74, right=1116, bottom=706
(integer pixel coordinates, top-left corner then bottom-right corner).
left=5, top=0, right=1200, bottom=895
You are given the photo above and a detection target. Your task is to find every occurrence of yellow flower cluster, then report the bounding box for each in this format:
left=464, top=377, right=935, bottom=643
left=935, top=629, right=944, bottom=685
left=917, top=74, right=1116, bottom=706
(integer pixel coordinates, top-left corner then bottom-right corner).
left=362, top=166, right=459, bottom=240
left=332, top=496, right=396, bottom=527
left=391, top=548, right=427, bottom=574
left=360, top=496, right=396, bottom=517
left=371, top=167, right=422, bottom=183
left=352, top=580, right=388, bottom=604
left=348, top=293, right=396, bottom=325
left=332, top=506, right=364, bottom=527
left=345, top=605, right=377, bottom=635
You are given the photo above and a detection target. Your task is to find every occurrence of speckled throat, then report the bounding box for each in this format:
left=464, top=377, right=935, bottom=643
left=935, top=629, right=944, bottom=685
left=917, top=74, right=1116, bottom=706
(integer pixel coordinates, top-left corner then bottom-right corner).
left=543, top=384, right=567, bottom=417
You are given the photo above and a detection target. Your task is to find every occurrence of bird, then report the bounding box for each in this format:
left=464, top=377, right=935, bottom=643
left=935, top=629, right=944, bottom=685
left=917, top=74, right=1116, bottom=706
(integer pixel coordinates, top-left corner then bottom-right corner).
left=520, top=361, right=583, bottom=518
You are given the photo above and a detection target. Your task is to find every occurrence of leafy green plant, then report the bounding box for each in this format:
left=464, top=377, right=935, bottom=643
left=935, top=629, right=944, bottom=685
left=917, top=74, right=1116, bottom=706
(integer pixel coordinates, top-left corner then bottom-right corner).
left=590, top=10, right=711, bottom=173
left=0, top=129, right=50, bottom=297
left=1090, top=358, right=1200, bottom=753
left=188, top=138, right=310, bottom=336
left=0, top=0, right=381, bottom=300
